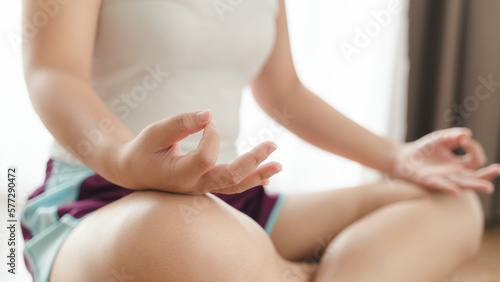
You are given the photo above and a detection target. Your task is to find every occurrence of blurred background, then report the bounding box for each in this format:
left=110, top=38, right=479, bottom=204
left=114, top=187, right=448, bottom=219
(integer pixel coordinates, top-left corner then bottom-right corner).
left=407, top=0, right=500, bottom=227
left=1, top=0, right=499, bottom=281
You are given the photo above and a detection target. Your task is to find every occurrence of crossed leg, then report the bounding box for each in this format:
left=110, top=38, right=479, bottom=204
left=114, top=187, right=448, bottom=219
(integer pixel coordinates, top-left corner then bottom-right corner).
left=49, top=191, right=311, bottom=282
left=49, top=180, right=483, bottom=282
left=270, top=180, right=484, bottom=282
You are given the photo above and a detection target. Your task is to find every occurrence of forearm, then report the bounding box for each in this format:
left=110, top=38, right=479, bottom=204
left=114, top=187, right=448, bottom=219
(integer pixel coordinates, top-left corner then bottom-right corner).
left=256, top=84, right=401, bottom=173
left=26, top=68, right=135, bottom=181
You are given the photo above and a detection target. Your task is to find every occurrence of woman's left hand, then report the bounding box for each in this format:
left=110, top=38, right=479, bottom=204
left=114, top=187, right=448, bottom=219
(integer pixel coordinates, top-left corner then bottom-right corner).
left=390, top=127, right=500, bottom=195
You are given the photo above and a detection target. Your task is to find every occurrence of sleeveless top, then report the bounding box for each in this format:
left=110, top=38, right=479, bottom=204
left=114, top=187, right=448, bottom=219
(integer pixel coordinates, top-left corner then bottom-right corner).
left=23, top=2, right=281, bottom=281
left=50, top=0, right=279, bottom=164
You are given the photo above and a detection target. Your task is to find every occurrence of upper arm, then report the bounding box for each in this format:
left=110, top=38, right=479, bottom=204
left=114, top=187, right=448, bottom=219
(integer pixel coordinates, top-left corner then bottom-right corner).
left=22, top=0, right=102, bottom=82
left=251, top=0, right=301, bottom=105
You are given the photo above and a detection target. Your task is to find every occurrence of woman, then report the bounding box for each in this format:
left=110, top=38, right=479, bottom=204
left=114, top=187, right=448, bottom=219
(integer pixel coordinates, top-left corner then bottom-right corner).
left=20, top=0, right=500, bottom=281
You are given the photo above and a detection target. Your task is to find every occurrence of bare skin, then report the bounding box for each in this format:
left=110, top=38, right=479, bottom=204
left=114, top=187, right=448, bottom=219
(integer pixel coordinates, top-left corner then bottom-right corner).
left=50, top=191, right=309, bottom=282
left=21, top=0, right=500, bottom=281
left=271, top=181, right=484, bottom=282
left=49, top=179, right=483, bottom=282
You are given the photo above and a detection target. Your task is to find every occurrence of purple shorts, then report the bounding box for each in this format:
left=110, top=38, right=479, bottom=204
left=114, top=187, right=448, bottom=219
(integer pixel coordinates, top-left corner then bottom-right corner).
left=21, top=159, right=286, bottom=282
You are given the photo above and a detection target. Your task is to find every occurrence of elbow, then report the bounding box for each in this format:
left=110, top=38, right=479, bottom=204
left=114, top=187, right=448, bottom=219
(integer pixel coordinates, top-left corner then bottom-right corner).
left=24, top=63, right=90, bottom=93
left=23, top=68, right=62, bottom=111
left=251, top=78, right=303, bottom=111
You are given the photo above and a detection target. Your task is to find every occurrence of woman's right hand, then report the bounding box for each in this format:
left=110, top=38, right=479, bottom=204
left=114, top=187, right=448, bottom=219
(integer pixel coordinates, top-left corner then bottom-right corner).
left=114, top=110, right=282, bottom=194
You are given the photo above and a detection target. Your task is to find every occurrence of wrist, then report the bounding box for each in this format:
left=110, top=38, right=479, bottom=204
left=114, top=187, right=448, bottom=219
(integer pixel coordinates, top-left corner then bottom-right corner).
left=91, top=132, right=136, bottom=188
left=108, top=140, right=140, bottom=189
left=384, top=141, right=405, bottom=176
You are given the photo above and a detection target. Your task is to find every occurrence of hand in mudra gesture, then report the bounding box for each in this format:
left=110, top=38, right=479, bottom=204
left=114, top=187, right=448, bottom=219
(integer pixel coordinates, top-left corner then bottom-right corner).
left=115, top=110, right=281, bottom=194
left=391, top=128, right=500, bottom=195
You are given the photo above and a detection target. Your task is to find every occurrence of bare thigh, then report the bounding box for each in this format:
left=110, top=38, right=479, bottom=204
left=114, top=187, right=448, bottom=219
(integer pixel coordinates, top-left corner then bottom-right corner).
left=49, top=191, right=312, bottom=282
left=269, top=180, right=483, bottom=281
left=271, top=180, right=430, bottom=260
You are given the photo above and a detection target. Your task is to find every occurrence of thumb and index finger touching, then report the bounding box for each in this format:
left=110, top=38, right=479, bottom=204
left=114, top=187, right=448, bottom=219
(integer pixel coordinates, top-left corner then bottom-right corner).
left=159, top=110, right=221, bottom=178
left=436, top=127, right=487, bottom=168
left=153, top=110, right=215, bottom=144
left=423, top=128, right=500, bottom=193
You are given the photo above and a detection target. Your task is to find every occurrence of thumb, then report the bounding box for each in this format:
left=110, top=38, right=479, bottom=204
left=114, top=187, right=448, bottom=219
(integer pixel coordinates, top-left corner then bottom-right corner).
left=434, top=127, right=472, bottom=149
left=460, top=137, right=487, bottom=168
left=174, top=121, right=221, bottom=179
left=149, top=110, right=213, bottom=145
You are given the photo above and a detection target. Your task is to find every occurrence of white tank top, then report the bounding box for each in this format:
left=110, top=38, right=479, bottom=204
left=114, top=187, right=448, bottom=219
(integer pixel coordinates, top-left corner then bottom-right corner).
left=50, top=0, right=279, bottom=164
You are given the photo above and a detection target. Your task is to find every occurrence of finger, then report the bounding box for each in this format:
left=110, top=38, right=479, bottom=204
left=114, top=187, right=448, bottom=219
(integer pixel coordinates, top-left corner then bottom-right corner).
left=259, top=179, right=271, bottom=186
left=475, top=163, right=500, bottom=180
left=221, top=141, right=277, bottom=186
left=198, top=159, right=281, bottom=193
left=152, top=110, right=213, bottom=145
left=208, top=162, right=282, bottom=194
left=434, top=127, right=472, bottom=149
left=460, top=137, right=487, bottom=168
left=447, top=174, right=494, bottom=194
left=420, top=175, right=462, bottom=196
left=174, top=121, right=220, bottom=178
left=191, top=141, right=277, bottom=192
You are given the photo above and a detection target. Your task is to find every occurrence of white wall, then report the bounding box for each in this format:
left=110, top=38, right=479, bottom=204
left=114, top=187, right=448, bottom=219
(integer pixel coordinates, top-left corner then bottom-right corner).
left=1, top=2, right=52, bottom=280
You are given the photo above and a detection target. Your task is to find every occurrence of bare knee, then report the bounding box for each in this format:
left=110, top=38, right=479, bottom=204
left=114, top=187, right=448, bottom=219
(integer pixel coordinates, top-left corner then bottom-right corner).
left=51, top=191, right=288, bottom=282
left=394, top=181, right=484, bottom=256
left=390, top=181, right=484, bottom=255
left=436, top=190, right=484, bottom=257
left=313, top=189, right=484, bottom=282
left=117, top=192, right=289, bottom=281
